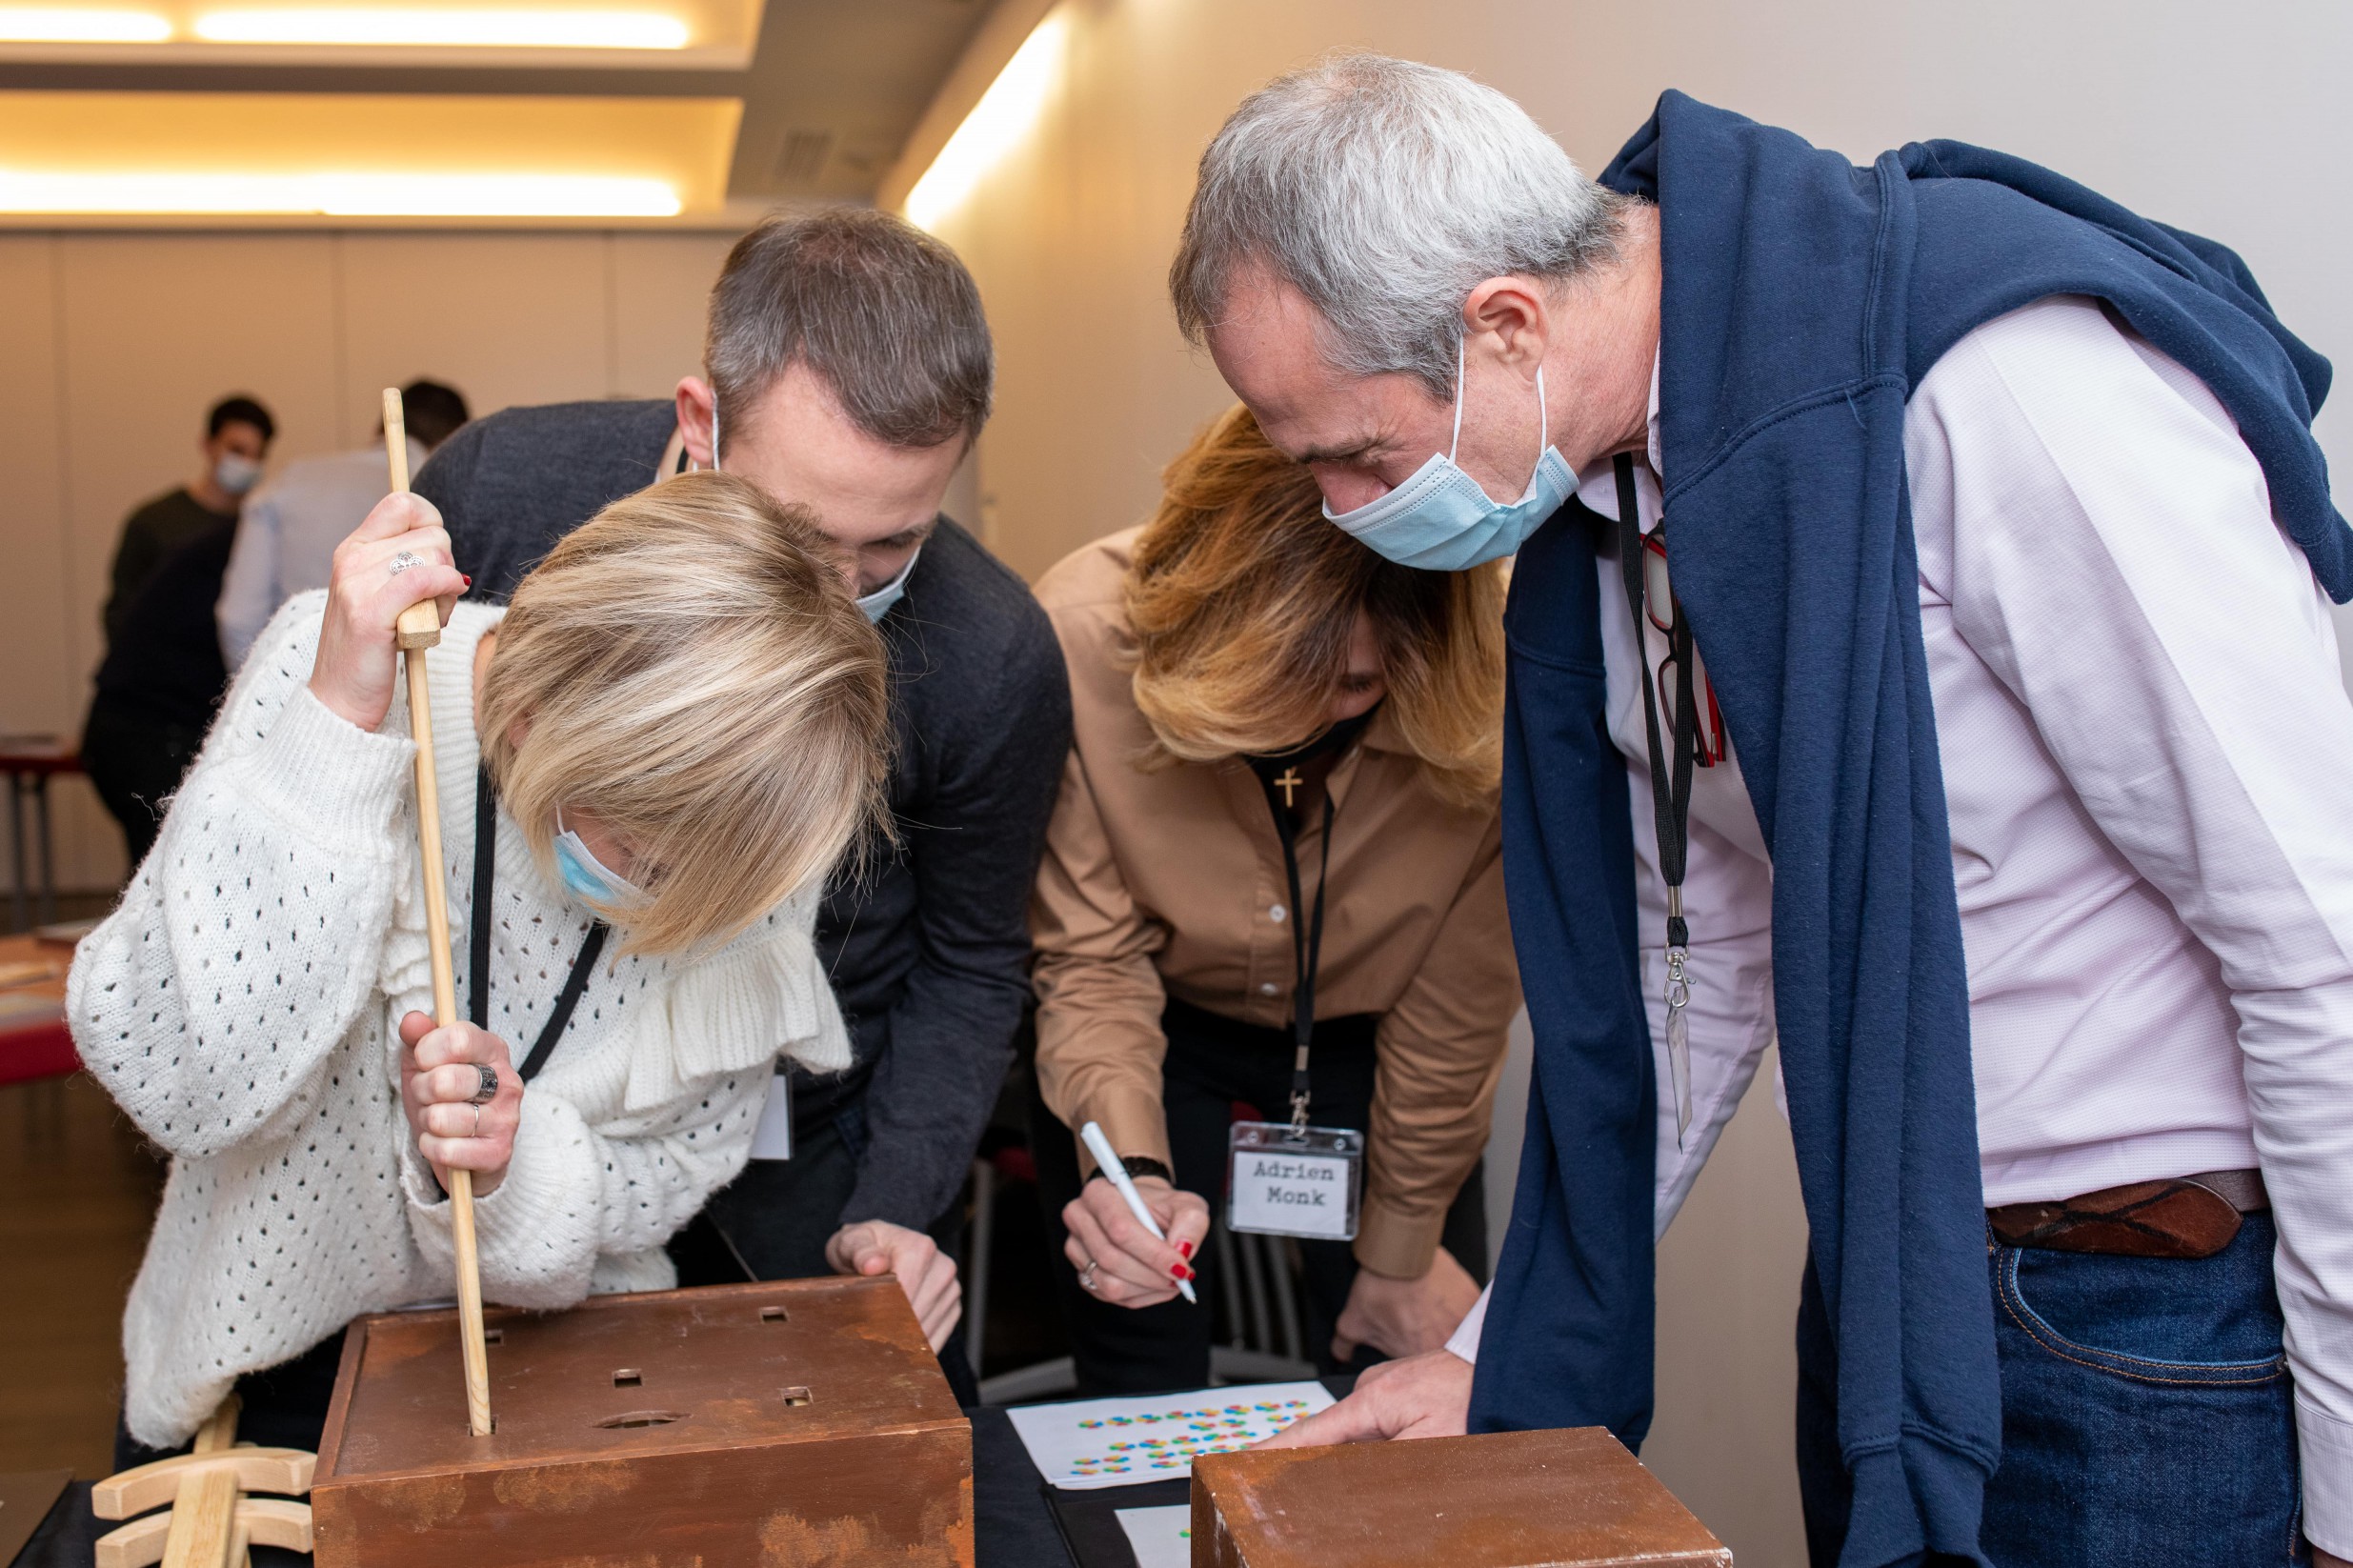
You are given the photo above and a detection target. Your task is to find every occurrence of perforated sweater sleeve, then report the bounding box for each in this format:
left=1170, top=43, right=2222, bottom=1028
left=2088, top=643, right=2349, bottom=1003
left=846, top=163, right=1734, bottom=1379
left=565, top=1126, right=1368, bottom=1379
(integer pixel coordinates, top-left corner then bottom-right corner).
left=399, top=1062, right=774, bottom=1305
left=69, top=593, right=417, bottom=1159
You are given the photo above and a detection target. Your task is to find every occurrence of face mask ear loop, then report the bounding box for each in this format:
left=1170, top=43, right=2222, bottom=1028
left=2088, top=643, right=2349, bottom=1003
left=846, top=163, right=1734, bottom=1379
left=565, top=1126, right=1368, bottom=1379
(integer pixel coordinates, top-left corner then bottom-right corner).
left=709, top=396, right=721, bottom=473
left=1447, top=335, right=1468, bottom=464
left=1530, top=365, right=1550, bottom=493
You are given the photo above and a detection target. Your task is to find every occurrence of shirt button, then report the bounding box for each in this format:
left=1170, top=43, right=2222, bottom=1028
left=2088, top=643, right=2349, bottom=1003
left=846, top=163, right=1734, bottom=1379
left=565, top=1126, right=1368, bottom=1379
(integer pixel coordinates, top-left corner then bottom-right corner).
left=1268, top=904, right=1287, bottom=923
left=1258, top=982, right=1278, bottom=996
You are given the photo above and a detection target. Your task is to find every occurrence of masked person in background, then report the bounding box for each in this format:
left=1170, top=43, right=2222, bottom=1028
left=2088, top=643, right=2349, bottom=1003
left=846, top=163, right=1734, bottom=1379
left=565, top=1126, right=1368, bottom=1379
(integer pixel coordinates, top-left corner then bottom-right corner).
left=85, top=393, right=276, bottom=863
left=1029, top=404, right=1519, bottom=1396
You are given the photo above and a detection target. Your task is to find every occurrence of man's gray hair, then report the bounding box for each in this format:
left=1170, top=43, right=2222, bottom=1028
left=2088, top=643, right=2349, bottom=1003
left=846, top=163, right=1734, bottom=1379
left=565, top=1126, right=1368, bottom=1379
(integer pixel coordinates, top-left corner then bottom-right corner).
left=1171, top=53, right=1620, bottom=398
left=707, top=208, right=993, bottom=448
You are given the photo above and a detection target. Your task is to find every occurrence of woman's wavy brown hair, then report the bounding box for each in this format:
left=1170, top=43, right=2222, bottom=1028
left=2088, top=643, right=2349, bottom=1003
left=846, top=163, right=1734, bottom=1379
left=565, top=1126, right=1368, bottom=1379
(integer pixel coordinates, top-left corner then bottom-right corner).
left=1126, top=404, right=1506, bottom=808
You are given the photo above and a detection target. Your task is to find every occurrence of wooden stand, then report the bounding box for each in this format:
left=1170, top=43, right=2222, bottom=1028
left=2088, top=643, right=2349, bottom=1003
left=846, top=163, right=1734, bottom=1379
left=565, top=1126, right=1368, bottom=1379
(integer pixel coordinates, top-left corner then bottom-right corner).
left=90, top=1396, right=316, bottom=1568
left=311, top=1277, right=973, bottom=1567
left=1188, top=1426, right=1729, bottom=1568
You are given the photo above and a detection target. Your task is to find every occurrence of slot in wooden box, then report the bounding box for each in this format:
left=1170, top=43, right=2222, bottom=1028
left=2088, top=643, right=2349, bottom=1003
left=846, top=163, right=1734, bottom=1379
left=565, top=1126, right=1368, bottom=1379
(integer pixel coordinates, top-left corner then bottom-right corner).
left=312, top=1277, right=971, bottom=1567
left=1189, top=1426, right=1729, bottom=1568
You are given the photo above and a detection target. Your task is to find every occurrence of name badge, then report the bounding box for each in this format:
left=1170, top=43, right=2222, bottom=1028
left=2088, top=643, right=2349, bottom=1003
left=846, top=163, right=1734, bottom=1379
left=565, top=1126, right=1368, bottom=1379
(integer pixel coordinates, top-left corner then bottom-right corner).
left=747, top=1071, right=793, bottom=1161
left=1226, top=1121, right=1362, bottom=1241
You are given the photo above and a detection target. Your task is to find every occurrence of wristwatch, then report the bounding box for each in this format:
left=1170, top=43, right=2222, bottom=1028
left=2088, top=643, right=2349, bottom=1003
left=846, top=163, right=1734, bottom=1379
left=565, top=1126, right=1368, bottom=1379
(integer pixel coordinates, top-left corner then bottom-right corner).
left=1089, top=1153, right=1174, bottom=1185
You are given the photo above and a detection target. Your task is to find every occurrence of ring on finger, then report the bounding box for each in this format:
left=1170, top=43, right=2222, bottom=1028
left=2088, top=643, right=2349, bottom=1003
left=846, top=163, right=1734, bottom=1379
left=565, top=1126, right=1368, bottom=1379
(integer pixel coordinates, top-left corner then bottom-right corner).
left=469, top=1063, right=498, bottom=1104
left=1079, top=1258, right=1099, bottom=1294
left=471, top=1103, right=483, bottom=1138
left=388, top=550, right=424, bottom=575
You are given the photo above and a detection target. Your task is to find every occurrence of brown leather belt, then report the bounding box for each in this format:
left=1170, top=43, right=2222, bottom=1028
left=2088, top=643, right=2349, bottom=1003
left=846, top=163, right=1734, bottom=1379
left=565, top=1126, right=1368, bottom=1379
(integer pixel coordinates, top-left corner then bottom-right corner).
left=1986, top=1169, right=2268, bottom=1259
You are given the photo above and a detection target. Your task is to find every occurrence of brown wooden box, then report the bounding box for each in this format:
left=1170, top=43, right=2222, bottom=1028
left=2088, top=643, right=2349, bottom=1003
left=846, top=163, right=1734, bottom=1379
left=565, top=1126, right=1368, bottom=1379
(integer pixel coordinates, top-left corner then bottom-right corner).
left=1189, top=1426, right=1729, bottom=1568
left=312, top=1277, right=971, bottom=1567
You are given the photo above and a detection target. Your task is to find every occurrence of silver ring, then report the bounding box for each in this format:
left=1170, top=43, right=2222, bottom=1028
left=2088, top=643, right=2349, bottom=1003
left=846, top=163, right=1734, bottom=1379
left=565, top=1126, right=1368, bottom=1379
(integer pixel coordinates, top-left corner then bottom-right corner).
left=469, top=1063, right=499, bottom=1104
left=388, top=550, right=424, bottom=575
left=1079, top=1259, right=1099, bottom=1294
left=471, top=1103, right=484, bottom=1138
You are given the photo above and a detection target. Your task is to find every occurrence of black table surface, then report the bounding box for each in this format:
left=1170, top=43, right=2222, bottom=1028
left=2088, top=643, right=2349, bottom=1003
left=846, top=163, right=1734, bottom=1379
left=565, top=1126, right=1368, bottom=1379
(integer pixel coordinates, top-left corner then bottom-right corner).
left=14, top=1407, right=1080, bottom=1568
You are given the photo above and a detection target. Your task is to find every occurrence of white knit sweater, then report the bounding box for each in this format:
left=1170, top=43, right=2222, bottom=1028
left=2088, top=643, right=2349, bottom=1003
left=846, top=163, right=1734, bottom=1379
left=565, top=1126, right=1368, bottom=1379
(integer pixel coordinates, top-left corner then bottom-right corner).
left=71, top=593, right=854, bottom=1447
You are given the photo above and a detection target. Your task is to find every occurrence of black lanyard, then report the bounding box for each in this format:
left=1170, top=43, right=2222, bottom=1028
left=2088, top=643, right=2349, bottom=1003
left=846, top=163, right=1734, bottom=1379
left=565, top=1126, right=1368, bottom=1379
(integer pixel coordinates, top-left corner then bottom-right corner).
left=1246, top=720, right=1362, bottom=1135
left=471, top=766, right=609, bottom=1082
left=1614, top=452, right=1696, bottom=951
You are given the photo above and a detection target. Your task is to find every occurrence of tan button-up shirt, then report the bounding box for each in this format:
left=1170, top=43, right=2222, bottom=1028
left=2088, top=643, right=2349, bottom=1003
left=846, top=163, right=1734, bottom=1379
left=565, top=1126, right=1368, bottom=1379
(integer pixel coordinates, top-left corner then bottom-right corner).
left=1030, top=529, right=1522, bottom=1278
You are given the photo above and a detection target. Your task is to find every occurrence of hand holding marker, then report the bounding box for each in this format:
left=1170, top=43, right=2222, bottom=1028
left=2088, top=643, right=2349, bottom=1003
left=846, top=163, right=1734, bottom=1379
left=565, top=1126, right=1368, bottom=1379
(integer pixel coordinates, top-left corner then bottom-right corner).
left=1079, top=1119, right=1198, bottom=1305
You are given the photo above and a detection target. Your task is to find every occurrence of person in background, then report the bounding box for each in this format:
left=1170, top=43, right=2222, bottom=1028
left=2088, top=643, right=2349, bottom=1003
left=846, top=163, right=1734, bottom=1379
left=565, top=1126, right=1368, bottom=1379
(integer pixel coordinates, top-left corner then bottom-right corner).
left=84, top=393, right=276, bottom=863
left=417, top=211, right=1069, bottom=1382
left=102, top=394, right=273, bottom=646
left=217, top=378, right=471, bottom=670
left=1030, top=404, right=1518, bottom=1396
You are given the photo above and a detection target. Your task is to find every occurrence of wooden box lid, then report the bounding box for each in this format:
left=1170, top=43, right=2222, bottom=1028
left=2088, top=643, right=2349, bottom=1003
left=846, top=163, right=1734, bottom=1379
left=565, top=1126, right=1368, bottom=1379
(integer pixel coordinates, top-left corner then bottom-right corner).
left=317, top=1277, right=963, bottom=1481
left=1189, top=1427, right=1730, bottom=1568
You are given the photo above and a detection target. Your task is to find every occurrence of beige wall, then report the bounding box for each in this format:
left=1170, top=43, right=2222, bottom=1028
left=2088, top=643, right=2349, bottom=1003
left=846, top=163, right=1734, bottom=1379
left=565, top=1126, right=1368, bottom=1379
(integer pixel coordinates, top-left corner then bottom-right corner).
left=924, top=3, right=2353, bottom=1563
left=0, top=227, right=741, bottom=894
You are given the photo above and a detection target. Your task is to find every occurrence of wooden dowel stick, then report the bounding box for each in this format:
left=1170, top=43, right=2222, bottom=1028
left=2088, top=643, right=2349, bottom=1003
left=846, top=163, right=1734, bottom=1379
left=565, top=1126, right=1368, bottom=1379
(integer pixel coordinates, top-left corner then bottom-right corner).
left=383, top=386, right=492, bottom=1438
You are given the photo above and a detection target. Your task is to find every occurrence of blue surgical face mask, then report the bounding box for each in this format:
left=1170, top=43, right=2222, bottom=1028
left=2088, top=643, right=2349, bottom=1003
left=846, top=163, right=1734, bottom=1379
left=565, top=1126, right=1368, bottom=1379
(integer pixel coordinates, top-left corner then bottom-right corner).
left=553, top=809, right=644, bottom=907
left=1321, top=340, right=1576, bottom=571
left=213, top=452, right=265, bottom=496
left=855, top=545, right=921, bottom=623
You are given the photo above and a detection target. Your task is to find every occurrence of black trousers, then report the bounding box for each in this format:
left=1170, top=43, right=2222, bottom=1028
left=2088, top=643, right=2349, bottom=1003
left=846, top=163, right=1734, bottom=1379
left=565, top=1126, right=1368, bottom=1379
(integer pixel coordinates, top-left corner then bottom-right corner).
left=1036, top=998, right=1487, bottom=1397
left=673, top=1087, right=982, bottom=1406
left=82, top=698, right=205, bottom=866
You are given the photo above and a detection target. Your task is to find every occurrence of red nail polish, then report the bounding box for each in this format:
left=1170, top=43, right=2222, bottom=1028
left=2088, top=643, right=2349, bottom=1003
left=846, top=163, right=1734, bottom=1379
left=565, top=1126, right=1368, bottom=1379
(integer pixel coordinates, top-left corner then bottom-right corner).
left=462, top=573, right=473, bottom=586
left=1177, top=1240, right=1194, bottom=1258
left=1171, top=1263, right=1185, bottom=1278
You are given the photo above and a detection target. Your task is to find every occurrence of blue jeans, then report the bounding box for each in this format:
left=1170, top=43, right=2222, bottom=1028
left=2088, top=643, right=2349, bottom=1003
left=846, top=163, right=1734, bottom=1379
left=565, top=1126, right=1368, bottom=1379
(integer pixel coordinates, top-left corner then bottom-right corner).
left=1797, top=1214, right=2305, bottom=1566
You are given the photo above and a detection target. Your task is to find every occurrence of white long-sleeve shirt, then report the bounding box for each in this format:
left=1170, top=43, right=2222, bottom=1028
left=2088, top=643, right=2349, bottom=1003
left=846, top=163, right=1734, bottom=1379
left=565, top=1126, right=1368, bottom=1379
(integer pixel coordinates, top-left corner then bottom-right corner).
left=70, top=593, right=852, bottom=1446
left=1449, top=296, right=2353, bottom=1550
left=216, top=442, right=420, bottom=669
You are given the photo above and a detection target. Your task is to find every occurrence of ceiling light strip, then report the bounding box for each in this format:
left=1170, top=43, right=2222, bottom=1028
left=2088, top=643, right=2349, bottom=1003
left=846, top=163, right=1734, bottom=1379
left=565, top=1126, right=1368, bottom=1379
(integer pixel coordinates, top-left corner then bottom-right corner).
left=192, top=8, right=689, bottom=48
left=904, top=9, right=1067, bottom=232
left=0, top=170, right=683, bottom=216
left=0, top=6, right=170, bottom=40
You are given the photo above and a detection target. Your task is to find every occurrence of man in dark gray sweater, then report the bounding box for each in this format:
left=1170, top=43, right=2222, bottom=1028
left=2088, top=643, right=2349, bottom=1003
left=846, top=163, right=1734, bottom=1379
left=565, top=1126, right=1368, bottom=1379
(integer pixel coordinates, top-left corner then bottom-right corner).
left=417, top=211, right=1069, bottom=1362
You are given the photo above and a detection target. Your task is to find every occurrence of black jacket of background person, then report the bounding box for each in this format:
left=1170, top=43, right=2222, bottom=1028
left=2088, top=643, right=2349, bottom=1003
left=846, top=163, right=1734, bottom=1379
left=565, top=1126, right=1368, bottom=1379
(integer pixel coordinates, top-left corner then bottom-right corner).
left=92, top=515, right=235, bottom=727
left=418, top=398, right=1072, bottom=1236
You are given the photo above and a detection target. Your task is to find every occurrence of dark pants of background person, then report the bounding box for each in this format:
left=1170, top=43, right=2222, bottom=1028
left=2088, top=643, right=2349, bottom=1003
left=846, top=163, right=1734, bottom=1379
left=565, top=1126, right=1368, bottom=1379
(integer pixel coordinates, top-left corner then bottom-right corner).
left=81, top=700, right=205, bottom=866
left=674, top=1090, right=983, bottom=1407
left=1035, top=997, right=1488, bottom=1398
left=1796, top=1213, right=2306, bottom=1568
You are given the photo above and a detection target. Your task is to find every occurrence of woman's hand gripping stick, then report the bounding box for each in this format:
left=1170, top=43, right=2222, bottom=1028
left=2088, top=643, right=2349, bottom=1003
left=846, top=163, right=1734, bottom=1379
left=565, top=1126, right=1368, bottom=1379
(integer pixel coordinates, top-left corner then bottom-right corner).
left=383, top=387, right=493, bottom=1437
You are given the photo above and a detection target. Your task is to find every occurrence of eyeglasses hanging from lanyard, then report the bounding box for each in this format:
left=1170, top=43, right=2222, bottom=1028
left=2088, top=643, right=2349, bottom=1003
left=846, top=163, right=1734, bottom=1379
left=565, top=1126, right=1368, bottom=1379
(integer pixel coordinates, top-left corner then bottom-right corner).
left=1615, top=452, right=1709, bottom=1144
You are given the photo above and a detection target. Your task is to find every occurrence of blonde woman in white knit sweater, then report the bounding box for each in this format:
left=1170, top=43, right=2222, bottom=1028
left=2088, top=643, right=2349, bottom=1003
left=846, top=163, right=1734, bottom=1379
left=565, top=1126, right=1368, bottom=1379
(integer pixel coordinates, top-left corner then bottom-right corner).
left=70, top=470, right=940, bottom=1455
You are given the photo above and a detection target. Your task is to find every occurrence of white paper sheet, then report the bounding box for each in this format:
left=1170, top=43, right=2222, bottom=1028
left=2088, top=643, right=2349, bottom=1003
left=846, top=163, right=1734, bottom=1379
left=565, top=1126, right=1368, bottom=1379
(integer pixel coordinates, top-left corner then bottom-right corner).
left=1116, top=1504, right=1195, bottom=1568
left=1007, top=1380, right=1333, bottom=1490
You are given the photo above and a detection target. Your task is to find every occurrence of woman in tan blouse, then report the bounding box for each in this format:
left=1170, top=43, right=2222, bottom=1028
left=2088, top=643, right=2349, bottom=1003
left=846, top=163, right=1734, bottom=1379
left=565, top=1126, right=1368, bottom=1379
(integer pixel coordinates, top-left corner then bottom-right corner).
left=1031, top=404, right=1522, bottom=1395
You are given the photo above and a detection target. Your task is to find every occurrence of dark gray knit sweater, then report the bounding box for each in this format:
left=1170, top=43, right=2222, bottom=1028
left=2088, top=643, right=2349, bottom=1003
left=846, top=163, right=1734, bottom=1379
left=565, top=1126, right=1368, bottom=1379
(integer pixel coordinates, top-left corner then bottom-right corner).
left=418, top=398, right=1071, bottom=1232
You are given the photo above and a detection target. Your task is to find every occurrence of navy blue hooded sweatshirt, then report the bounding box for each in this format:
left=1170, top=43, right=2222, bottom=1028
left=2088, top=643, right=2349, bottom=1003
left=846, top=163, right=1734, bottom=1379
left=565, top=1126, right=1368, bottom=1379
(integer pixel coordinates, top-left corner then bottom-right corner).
left=1470, top=91, right=2347, bottom=1566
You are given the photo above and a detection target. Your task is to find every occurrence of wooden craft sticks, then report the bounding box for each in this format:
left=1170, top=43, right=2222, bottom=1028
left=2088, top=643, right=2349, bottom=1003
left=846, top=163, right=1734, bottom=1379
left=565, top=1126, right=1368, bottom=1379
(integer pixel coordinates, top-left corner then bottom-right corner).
left=383, top=386, right=493, bottom=1438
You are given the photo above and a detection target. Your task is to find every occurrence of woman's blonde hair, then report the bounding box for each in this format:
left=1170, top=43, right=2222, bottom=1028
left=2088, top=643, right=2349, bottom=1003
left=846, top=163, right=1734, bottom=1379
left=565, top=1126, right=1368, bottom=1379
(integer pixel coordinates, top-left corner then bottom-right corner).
left=1127, top=404, right=1506, bottom=808
left=477, top=470, right=889, bottom=956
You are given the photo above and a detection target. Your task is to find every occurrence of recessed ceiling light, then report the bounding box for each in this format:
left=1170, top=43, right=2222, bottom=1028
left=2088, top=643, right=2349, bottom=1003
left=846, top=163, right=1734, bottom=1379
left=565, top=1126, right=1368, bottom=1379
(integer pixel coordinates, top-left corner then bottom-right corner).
left=0, top=6, right=171, bottom=41
left=0, top=169, right=683, bottom=215
left=191, top=8, right=690, bottom=48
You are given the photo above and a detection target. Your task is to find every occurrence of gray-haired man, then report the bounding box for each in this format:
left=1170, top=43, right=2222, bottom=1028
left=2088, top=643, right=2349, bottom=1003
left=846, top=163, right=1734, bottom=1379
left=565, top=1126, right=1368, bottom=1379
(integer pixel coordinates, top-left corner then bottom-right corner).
left=418, top=211, right=1072, bottom=1373
left=1189, top=53, right=2353, bottom=1568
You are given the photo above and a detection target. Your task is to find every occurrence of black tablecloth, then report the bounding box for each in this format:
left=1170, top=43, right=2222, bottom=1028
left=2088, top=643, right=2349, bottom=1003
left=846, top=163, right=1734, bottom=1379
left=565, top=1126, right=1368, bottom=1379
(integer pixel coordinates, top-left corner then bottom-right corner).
left=13, top=1408, right=1077, bottom=1568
